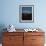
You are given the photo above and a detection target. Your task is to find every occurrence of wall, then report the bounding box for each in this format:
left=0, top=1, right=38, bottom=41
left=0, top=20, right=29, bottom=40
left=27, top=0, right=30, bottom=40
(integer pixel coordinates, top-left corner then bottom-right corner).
left=0, top=0, right=46, bottom=29
left=0, top=0, right=37, bottom=29
left=0, top=0, right=46, bottom=44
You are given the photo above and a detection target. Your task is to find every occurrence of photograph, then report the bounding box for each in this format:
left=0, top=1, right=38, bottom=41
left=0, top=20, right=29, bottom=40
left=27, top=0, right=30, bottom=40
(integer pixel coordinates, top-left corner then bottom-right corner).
left=19, top=5, right=34, bottom=23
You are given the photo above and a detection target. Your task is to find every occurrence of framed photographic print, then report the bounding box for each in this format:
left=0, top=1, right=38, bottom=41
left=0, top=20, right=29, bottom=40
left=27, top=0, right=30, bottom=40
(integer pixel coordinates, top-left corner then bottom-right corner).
left=19, top=5, right=34, bottom=23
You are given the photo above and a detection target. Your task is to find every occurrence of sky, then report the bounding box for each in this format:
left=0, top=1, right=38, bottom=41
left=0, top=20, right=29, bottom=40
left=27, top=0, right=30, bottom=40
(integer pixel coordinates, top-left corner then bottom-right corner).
left=22, top=7, right=32, bottom=13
